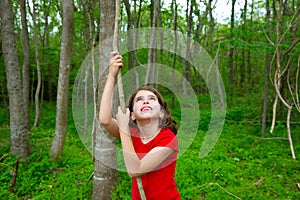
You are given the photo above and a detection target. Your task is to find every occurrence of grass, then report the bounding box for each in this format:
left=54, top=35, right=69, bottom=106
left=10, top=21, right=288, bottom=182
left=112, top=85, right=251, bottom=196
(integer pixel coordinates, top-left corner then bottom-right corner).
left=0, top=100, right=299, bottom=199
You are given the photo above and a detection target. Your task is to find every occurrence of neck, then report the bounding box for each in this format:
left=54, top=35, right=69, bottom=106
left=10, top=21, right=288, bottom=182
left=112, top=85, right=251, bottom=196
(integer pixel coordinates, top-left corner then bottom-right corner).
left=136, top=119, right=161, bottom=139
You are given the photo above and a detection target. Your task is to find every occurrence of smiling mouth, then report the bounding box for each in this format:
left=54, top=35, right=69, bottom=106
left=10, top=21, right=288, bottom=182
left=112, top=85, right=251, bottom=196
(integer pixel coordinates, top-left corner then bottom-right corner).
left=141, top=106, right=152, bottom=112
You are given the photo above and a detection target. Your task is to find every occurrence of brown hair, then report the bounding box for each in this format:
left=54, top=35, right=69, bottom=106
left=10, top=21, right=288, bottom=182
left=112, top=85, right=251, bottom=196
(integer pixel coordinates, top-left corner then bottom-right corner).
left=127, top=86, right=178, bottom=135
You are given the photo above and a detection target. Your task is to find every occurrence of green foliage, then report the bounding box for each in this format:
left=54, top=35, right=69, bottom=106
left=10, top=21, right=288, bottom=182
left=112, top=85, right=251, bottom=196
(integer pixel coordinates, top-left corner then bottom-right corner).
left=111, top=101, right=300, bottom=199
left=1, top=95, right=299, bottom=199
left=0, top=106, right=93, bottom=200
left=2, top=1, right=300, bottom=198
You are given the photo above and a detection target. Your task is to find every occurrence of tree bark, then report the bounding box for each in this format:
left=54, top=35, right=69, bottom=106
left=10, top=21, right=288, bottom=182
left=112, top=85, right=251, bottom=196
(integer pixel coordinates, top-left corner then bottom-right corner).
left=207, top=0, right=225, bottom=112
left=240, top=0, right=247, bottom=89
left=262, top=0, right=271, bottom=137
left=92, top=0, right=118, bottom=199
left=229, top=0, right=236, bottom=100
left=0, top=0, right=31, bottom=159
left=145, top=0, right=160, bottom=86
left=50, top=0, right=74, bottom=160
left=171, top=0, right=178, bottom=108
left=32, top=0, right=42, bottom=128
left=20, top=0, right=31, bottom=130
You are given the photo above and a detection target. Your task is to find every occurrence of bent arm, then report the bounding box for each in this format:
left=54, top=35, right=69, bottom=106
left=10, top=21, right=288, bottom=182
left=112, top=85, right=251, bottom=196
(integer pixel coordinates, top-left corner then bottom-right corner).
left=99, top=75, right=120, bottom=138
left=99, top=52, right=123, bottom=138
left=120, top=130, right=173, bottom=177
left=117, top=107, right=173, bottom=177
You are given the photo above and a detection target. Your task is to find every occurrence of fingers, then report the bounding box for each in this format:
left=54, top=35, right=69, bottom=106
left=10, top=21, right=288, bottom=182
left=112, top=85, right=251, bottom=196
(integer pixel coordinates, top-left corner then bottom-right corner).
left=125, top=108, right=130, bottom=117
left=110, top=51, right=122, bottom=62
left=117, top=106, right=122, bottom=114
left=110, top=51, right=118, bottom=59
left=110, top=52, right=123, bottom=68
left=117, top=106, right=130, bottom=115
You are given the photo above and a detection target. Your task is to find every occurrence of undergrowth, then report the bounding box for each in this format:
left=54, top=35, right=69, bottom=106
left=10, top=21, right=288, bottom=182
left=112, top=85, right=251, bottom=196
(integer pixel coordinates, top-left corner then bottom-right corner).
left=0, top=99, right=299, bottom=199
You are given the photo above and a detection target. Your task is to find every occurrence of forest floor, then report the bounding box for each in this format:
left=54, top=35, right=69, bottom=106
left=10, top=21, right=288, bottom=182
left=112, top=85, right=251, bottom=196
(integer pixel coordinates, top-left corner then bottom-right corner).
left=0, top=100, right=299, bottom=199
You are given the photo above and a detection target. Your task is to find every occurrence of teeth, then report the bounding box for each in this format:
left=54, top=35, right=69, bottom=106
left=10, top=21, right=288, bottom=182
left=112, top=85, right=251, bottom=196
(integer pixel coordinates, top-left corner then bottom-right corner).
left=141, top=107, right=151, bottom=111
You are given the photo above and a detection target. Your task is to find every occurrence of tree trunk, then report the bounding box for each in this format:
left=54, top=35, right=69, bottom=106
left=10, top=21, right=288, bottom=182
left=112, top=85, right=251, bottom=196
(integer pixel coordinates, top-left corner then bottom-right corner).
left=229, top=0, right=236, bottom=100
left=50, top=0, right=74, bottom=160
left=183, top=0, right=194, bottom=96
left=41, top=0, right=54, bottom=102
left=262, top=0, right=271, bottom=137
left=207, top=0, right=225, bottom=112
left=32, top=0, right=42, bottom=128
left=20, top=0, right=31, bottom=130
left=171, top=0, right=177, bottom=108
left=0, top=0, right=31, bottom=159
left=240, top=0, right=248, bottom=90
left=247, top=1, right=254, bottom=92
left=145, top=0, right=160, bottom=86
left=124, top=0, right=134, bottom=68
left=92, top=0, right=118, bottom=199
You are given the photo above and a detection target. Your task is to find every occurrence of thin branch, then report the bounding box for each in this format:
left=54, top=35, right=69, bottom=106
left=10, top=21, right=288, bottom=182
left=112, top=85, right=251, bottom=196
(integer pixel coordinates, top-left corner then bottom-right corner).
left=113, top=0, right=126, bottom=112
left=264, top=29, right=275, bottom=46
left=287, top=62, right=299, bottom=112
left=254, top=177, right=265, bottom=187
left=295, top=55, right=300, bottom=112
left=262, top=137, right=289, bottom=141
left=208, top=182, right=241, bottom=200
left=9, top=159, right=19, bottom=193
left=286, top=106, right=296, bottom=159
left=281, top=38, right=300, bottom=59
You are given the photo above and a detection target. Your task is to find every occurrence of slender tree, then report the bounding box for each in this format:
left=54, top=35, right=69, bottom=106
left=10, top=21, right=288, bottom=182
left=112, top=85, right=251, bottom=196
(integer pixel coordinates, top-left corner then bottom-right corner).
left=171, top=0, right=178, bottom=108
left=0, top=0, right=31, bottom=159
left=229, top=0, right=237, bottom=100
left=50, top=0, right=74, bottom=160
left=32, top=0, right=42, bottom=127
left=20, top=0, right=31, bottom=130
left=207, top=0, right=225, bottom=111
left=92, top=0, right=118, bottom=198
left=262, top=0, right=271, bottom=137
left=145, top=0, right=160, bottom=85
left=240, top=0, right=248, bottom=89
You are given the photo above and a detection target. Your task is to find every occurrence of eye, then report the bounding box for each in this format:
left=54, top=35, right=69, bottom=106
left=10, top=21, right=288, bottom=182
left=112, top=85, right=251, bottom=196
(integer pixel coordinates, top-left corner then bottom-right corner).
left=149, top=96, right=157, bottom=101
left=135, top=96, right=143, bottom=102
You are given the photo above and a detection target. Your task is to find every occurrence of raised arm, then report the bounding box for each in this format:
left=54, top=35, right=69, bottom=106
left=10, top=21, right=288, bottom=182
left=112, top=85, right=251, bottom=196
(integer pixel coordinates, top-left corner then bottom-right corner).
left=116, top=107, right=174, bottom=177
left=99, top=51, right=123, bottom=138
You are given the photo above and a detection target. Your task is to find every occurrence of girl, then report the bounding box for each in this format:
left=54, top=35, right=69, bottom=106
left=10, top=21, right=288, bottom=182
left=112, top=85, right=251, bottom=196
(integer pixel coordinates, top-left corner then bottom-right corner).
left=99, top=51, right=181, bottom=200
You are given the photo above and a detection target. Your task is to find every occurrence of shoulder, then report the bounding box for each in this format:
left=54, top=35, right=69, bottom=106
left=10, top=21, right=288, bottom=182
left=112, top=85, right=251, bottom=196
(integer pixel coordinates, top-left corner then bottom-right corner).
left=154, top=128, right=178, bottom=151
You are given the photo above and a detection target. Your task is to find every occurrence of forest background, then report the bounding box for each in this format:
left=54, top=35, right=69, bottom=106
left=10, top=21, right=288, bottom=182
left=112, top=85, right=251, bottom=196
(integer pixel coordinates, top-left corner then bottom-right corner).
left=0, top=0, right=300, bottom=199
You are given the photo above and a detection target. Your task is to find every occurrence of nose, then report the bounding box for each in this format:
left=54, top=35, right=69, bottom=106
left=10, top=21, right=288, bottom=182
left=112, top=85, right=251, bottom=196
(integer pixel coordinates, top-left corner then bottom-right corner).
left=143, top=99, right=149, bottom=104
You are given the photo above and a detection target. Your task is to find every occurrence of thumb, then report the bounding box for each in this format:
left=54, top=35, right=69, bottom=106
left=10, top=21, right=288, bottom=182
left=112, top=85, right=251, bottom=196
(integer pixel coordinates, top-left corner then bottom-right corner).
left=125, top=108, right=130, bottom=116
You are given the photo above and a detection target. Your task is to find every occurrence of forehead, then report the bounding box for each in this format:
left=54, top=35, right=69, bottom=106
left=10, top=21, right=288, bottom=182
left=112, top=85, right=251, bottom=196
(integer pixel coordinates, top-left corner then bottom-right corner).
left=134, top=90, right=157, bottom=98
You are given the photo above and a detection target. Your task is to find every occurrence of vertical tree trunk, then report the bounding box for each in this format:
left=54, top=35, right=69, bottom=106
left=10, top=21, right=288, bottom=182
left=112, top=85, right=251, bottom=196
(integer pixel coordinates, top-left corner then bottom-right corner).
left=183, top=0, right=194, bottom=96
left=247, top=1, right=254, bottom=92
left=133, top=0, right=140, bottom=87
left=194, top=1, right=208, bottom=94
left=32, top=0, right=42, bottom=127
left=92, top=0, right=118, bottom=199
left=229, top=0, right=236, bottom=100
left=207, top=0, right=225, bottom=112
left=262, top=0, right=271, bottom=137
left=171, top=0, right=177, bottom=108
left=145, top=0, right=160, bottom=86
left=50, top=0, right=74, bottom=160
left=20, top=0, right=31, bottom=130
left=0, top=0, right=31, bottom=159
left=124, top=0, right=134, bottom=67
left=41, top=0, right=54, bottom=102
left=240, top=0, right=248, bottom=90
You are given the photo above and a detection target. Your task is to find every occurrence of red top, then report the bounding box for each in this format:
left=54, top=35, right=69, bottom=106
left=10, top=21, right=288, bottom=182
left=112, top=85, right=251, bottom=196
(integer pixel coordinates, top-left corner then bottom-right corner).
left=130, top=127, right=181, bottom=200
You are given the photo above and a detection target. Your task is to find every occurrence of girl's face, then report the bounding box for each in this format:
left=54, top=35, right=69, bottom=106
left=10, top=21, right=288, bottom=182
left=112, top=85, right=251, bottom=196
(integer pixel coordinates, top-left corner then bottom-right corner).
left=131, top=90, right=164, bottom=122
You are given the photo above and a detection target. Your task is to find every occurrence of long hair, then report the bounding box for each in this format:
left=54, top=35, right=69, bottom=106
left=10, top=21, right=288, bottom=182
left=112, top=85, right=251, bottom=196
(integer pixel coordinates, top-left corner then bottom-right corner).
left=127, top=86, right=178, bottom=135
